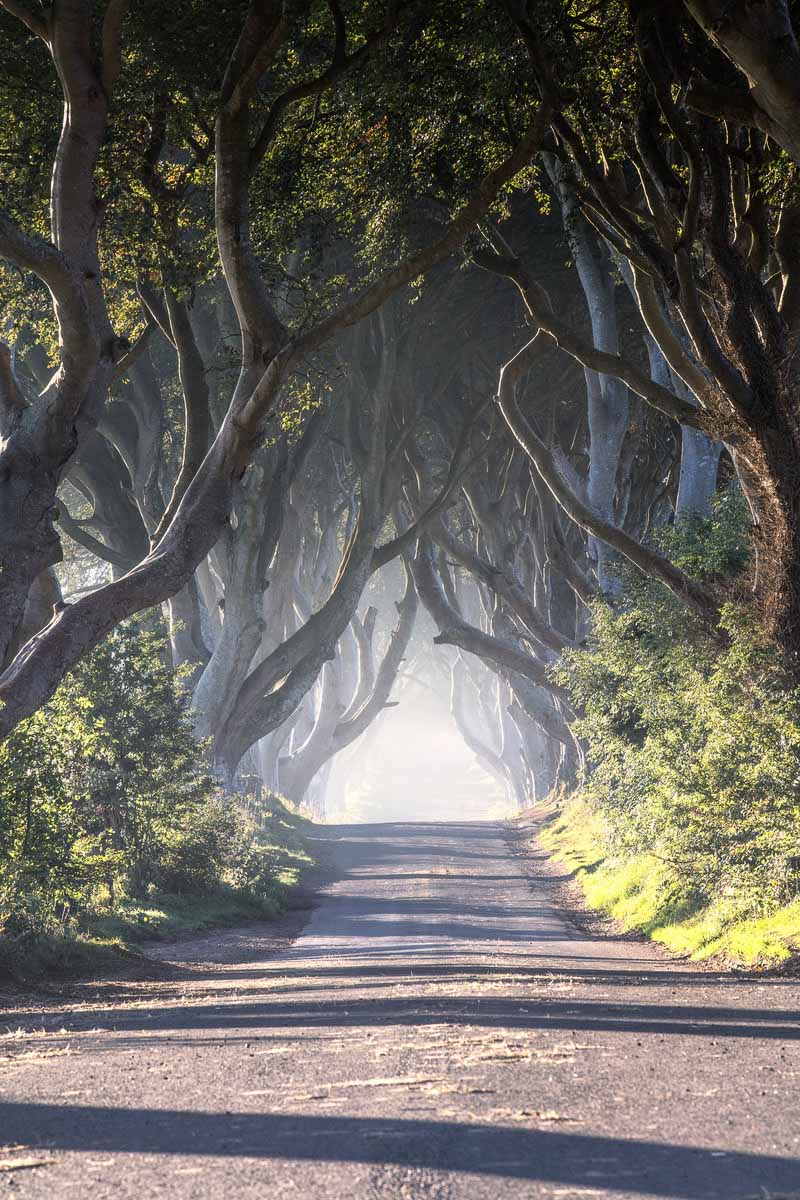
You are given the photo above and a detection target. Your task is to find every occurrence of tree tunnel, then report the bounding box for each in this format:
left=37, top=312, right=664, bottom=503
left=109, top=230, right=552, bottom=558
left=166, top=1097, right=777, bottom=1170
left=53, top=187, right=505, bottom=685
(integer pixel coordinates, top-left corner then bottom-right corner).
left=325, top=673, right=515, bottom=824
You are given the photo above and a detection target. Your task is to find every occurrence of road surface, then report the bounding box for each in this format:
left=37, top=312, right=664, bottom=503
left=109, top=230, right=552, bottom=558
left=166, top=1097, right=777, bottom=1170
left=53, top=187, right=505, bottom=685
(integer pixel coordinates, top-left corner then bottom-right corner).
left=2, top=821, right=799, bottom=1198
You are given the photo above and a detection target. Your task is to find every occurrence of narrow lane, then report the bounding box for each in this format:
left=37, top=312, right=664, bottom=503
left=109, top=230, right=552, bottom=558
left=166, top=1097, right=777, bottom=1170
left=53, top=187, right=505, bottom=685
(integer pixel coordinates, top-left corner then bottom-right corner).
left=2, top=821, right=799, bottom=1199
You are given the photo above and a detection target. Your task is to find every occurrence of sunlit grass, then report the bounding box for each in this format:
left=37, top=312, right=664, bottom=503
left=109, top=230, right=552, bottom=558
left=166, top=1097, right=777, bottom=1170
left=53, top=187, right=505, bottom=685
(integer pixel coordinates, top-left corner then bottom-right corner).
left=537, top=794, right=800, bottom=968
left=251, top=793, right=315, bottom=888
left=86, top=889, right=284, bottom=945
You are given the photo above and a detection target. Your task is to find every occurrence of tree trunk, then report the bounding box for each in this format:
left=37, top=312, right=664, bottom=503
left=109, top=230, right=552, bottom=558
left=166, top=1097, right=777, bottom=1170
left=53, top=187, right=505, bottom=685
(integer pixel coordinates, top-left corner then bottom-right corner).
left=676, top=427, right=722, bottom=520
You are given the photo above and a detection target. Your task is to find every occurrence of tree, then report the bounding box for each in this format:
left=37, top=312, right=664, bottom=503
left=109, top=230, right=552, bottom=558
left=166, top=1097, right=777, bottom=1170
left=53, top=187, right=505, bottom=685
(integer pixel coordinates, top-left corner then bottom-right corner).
left=0, top=0, right=547, bottom=740
left=489, top=0, right=800, bottom=660
left=6, top=0, right=795, bottom=822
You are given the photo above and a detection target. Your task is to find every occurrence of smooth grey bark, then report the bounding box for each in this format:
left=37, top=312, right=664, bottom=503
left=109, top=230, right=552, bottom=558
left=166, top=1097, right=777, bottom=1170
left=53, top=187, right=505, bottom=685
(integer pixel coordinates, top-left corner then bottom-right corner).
left=624, top=269, right=722, bottom=524
left=0, top=88, right=546, bottom=740
left=191, top=448, right=287, bottom=744
left=167, top=580, right=210, bottom=683
left=410, top=536, right=573, bottom=735
left=434, top=521, right=570, bottom=657
left=546, top=157, right=630, bottom=590
left=2, top=567, right=64, bottom=670
left=449, top=656, right=525, bottom=808
left=279, top=658, right=348, bottom=806
left=682, top=0, right=800, bottom=164
left=0, top=0, right=125, bottom=665
left=212, top=275, right=495, bottom=783
left=138, top=281, right=212, bottom=545
left=481, top=251, right=718, bottom=623
left=507, top=700, right=560, bottom=803
left=676, top=426, right=723, bottom=521
left=213, top=336, right=400, bottom=773
left=277, top=566, right=419, bottom=811
left=326, top=581, right=415, bottom=753
left=66, top=432, right=151, bottom=573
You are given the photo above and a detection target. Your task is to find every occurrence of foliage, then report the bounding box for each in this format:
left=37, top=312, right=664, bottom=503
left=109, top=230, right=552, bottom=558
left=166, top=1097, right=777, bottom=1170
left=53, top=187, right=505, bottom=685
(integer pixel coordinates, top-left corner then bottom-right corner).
left=0, top=0, right=537, bottom=346
left=0, top=622, right=296, bottom=968
left=540, top=795, right=800, bottom=967
left=555, top=492, right=800, bottom=916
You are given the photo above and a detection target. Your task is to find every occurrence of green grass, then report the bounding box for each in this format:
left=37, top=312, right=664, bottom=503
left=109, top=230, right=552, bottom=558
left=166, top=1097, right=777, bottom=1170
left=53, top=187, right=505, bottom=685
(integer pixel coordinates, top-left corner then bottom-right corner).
left=1, top=794, right=316, bottom=984
left=251, top=792, right=316, bottom=889
left=1, top=888, right=287, bottom=985
left=0, top=928, right=133, bottom=981
left=536, top=794, right=800, bottom=968
left=85, top=887, right=283, bottom=946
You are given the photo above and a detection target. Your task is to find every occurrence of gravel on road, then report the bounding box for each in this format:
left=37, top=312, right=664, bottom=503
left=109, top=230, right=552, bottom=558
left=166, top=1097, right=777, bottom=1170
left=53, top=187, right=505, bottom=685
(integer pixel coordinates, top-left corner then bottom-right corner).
left=1, top=820, right=799, bottom=1200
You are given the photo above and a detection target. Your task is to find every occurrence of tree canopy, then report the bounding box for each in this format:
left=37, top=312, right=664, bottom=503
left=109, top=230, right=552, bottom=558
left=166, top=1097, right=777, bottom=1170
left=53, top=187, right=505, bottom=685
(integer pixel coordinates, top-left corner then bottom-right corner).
left=2, top=1, right=800, bottom=955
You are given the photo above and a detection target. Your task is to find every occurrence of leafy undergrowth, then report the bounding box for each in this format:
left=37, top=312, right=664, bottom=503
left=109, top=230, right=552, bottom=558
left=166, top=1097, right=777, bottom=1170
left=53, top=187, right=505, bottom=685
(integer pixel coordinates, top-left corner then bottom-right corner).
left=1, top=794, right=315, bottom=984
left=251, top=791, right=316, bottom=891
left=536, top=795, right=800, bottom=969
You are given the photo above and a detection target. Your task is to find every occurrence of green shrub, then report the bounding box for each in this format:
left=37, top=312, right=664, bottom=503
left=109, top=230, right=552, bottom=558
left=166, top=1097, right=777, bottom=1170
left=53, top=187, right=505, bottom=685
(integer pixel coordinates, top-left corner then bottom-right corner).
left=0, top=621, right=281, bottom=952
left=540, top=794, right=800, bottom=965
left=555, top=490, right=800, bottom=916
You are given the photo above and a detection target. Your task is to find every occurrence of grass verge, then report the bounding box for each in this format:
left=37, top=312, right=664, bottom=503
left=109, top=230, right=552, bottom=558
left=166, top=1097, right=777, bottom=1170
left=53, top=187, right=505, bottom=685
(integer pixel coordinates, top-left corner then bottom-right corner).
left=1, top=794, right=316, bottom=984
left=536, top=793, right=800, bottom=969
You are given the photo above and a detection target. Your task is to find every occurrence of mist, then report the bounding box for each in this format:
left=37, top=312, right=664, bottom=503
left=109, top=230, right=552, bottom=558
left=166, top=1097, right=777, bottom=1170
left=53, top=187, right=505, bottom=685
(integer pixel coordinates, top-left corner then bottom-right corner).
left=326, top=680, right=515, bottom=824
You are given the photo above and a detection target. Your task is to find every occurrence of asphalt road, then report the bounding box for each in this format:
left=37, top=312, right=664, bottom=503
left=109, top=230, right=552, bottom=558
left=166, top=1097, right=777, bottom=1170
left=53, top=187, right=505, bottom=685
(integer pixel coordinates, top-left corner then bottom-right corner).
left=2, top=821, right=800, bottom=1199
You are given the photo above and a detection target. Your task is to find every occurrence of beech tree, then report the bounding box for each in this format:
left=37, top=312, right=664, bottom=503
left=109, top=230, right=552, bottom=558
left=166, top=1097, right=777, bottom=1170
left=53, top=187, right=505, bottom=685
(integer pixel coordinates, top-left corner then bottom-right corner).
left=5, top=0, right=794, bottom=819
left=489, top=0, right=800, bottom=657
left=0, top=0, right=546, bottom=740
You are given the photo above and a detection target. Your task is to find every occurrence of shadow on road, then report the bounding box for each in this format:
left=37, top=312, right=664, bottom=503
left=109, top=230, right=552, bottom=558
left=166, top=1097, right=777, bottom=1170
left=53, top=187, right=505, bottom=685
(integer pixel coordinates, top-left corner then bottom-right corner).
left=4, top=1102, right=796, bottom=1198
left=4, top=821, right=799, bottom=1199
left=12, top=990, right=799, bottom=1044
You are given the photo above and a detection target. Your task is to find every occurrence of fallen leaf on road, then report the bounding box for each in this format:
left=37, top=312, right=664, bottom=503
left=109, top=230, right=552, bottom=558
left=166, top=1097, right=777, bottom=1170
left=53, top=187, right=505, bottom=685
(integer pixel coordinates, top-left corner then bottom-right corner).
left=2, top=1027, right=70, bottom=1041
left=545, top=1189, right=606, bottom=1197
left=0, top=1045, right=74, bottom=1067
left=737, top=1195, right=800, bottom=1200
left=466, top=1048, right=574, bottom=1064
left=314, top=1075, right=442, bottom=1090
left=488, top=1108, right=576, bottom=1123
left=0, top=1158, right=54, bottom=1173
left=422, top=1083, right=495, bottom=1096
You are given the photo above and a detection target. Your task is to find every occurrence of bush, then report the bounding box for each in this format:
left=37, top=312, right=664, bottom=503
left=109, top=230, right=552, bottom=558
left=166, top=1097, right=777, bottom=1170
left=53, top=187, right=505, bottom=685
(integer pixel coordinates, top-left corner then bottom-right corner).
left=158, top=793, right=271, bottom=896
left=0, top=620, right=278, bottom=951
left=555, top=490, right=800, bottom=915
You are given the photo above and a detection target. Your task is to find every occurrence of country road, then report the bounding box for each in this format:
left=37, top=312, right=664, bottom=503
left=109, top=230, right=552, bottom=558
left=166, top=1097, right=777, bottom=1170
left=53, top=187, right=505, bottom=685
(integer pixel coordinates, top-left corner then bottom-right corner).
left=2, top=821, right=799, bottom=1199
